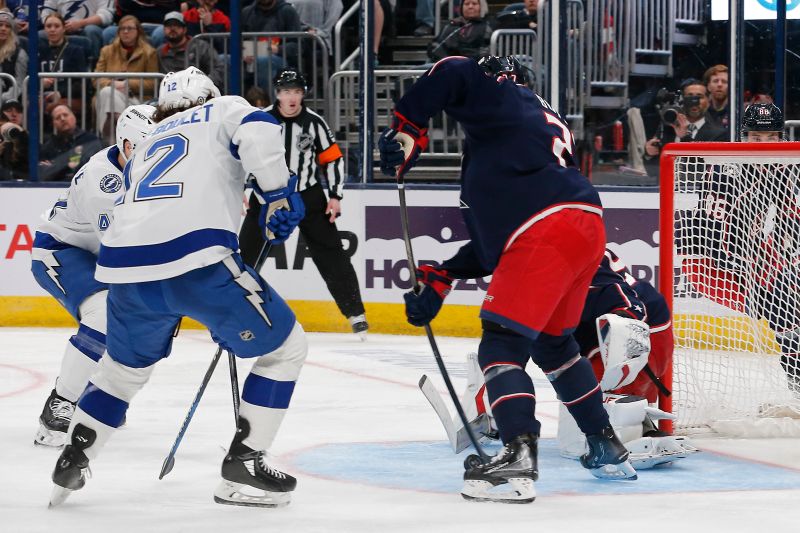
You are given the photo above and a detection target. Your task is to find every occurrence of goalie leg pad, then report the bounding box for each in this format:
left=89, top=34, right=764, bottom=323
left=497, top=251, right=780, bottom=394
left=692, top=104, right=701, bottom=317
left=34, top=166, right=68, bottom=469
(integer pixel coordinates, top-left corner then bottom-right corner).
left=625, top=435, right=699, bottom=469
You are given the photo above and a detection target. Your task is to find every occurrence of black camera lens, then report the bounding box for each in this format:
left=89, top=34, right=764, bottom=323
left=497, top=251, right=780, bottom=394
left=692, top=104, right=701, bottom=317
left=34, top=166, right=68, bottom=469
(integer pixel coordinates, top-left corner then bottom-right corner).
left=662, top=108, right=678, bottom=125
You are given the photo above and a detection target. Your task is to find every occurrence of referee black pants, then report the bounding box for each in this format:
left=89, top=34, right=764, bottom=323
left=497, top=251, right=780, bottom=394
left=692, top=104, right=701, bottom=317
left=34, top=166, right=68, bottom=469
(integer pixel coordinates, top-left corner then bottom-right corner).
left=239, top=184, right=366, bottom=319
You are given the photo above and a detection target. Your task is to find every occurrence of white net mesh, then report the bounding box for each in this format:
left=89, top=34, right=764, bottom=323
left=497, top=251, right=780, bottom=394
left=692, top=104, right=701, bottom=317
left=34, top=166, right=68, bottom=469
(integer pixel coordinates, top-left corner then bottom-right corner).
left=670, top=153, right=800, bottom=436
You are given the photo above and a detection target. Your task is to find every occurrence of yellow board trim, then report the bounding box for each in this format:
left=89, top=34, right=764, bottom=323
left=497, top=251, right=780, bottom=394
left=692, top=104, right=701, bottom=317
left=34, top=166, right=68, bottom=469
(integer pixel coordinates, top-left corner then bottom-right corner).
left=0, top=297, right=484, bottom=337
left=0, top=297, right=782, bottom=352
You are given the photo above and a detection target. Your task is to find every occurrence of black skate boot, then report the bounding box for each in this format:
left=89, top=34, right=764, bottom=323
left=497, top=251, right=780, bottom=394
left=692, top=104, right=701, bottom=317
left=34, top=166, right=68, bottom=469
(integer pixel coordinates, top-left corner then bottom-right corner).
left=214, top=418, right=297, bottom=507
left=49, top=423, right=95, bottom=507
left=461, top=433, right=538, bottom=503
left=34, top=389, right=75, bottom=448
left=348, top=314, right=369, bottom=341
left=581, top=425, right=638, bottom=480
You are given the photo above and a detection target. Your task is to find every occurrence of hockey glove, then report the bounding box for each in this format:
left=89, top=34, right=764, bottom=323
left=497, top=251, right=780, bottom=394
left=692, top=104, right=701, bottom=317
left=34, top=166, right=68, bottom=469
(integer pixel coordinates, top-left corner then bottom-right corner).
left=378, top=112, right=429, bottom=178
left=404, top=264, right=453, bottom=327
left=253, top=174, right=306, bottom=244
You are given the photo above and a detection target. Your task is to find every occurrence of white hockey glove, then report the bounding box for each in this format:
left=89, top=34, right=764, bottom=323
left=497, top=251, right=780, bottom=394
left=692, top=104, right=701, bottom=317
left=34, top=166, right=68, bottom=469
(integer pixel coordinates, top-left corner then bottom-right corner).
left=596, top=313, right=651, bottom=391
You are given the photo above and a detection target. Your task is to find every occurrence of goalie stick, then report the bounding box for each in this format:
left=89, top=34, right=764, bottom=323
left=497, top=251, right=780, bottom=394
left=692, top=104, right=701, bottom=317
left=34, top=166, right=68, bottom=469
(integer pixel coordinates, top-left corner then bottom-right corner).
left=419, top=375, right=491, bottom=453
left=398, top=177, right=489, bottom=463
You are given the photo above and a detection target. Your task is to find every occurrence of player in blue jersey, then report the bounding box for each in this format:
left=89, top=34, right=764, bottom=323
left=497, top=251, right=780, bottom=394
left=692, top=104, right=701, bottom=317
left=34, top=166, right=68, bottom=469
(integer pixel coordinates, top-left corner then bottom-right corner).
left=49, top=67, right=307, bottom=508
left=378, top=56, right=636, bottom=503
left=30, top=104, right=156, bottom=448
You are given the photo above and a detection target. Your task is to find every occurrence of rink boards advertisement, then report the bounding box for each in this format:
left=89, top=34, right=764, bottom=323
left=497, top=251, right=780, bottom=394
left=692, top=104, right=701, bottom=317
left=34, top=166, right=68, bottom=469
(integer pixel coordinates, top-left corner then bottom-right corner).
left=0, top=186, right=661, bottom=331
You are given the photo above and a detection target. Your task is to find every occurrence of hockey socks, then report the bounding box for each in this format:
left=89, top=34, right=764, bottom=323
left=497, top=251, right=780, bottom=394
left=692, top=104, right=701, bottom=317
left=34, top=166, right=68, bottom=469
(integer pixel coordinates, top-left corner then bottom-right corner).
left=57, top=324, right=105, bottom=402
left=545, top=355, right=609, bottom=436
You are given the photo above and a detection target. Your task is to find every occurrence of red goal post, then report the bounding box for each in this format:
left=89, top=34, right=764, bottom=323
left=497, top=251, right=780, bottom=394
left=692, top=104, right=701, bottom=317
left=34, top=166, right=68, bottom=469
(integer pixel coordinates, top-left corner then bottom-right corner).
left=658, top=141, right=800, bottom=436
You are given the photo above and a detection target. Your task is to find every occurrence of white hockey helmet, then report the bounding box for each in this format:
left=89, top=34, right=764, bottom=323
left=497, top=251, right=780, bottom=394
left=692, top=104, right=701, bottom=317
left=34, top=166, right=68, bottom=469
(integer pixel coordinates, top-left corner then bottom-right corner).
left=116, top=104, right=156, bottom=161
left=158, top=66, right=221, bottom=112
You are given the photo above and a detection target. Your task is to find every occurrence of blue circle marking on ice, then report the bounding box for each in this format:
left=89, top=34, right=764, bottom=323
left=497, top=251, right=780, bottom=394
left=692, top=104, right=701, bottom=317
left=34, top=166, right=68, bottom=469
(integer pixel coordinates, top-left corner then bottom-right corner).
left=757, top=0, right=800, bottom=11
left=289, top=439, right=800, bottom=495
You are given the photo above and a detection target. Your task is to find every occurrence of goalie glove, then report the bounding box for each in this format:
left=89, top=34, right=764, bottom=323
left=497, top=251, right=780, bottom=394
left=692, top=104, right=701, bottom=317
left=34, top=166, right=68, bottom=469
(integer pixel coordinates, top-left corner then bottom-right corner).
left=404, top=264, right=453, bottom=327
left=596, top=313, right=651, bottom=391
left=377, top=112, right=429, bottom=178
left=252, top=174, right=305, bottom=244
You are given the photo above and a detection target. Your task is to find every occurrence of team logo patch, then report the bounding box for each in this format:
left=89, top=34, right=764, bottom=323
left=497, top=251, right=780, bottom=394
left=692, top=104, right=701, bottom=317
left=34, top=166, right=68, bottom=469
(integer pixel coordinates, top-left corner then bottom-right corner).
left=240, top=330, right=255, bottom=341
left=296, top=133, right=314, bottom=152
left=100, top=174, right=122, bottom=194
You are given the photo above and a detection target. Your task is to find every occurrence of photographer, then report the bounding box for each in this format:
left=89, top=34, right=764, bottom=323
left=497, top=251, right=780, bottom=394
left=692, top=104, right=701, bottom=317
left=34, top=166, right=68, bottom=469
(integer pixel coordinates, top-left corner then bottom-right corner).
left=644, top=79, right=728, bottom=176
left=0, top=118, right=28, bottom=180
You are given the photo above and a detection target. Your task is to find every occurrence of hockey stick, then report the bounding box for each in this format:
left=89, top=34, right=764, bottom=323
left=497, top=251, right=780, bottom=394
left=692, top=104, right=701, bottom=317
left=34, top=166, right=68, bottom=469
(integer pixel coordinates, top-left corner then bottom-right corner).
left=397, top=180, right=490, bottom=463
left=227, top=351, right=240, bottom=424
left=419, top=375, right=491, bottom=453
left=159, top=346, right=224, bottom=479
left=643, top=363, right=671, bottom=397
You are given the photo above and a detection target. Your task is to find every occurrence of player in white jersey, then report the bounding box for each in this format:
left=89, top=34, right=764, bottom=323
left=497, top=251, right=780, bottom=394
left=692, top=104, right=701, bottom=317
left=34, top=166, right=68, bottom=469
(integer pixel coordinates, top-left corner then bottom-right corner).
left=49, top=67, right=307, bottom=508
left=30, top=105, right=156, bottom=448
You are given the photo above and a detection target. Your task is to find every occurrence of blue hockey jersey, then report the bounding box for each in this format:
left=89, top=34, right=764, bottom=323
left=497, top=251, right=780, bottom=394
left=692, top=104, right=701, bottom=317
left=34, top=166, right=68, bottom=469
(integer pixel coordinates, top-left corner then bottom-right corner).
left=573, top=249, right=671, bottom=356
left=394, top=56, right=602, bottom=275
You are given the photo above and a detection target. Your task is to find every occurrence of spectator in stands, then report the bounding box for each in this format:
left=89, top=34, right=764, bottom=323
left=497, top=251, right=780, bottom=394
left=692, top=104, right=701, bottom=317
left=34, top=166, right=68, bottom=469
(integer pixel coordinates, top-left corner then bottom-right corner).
left=103, top=0, right=187, bottom=48
left=94, top=15, right=158, bottom=138
left=241, top=0, right=301, bottom=89
left=413, top=0, right=433, bottom=36
left=372, top=0, right=389, bottom=65
left=39, top=104, right=102, bottom=182
left=158, top=11, right=224, bottom=88
left=427, top=0, right=490, bottom=62
left=40, top=0, right=114, bottom=59
left=287, top=0, right=342, bottom=53
left=1, top=97, right=21, bottom=124
left=0, top=113, right=27, bottom=180
left=5, top=1, right=28, bottom=34
left=184, top=0, right=230, bottom=46
left=40, top=13, right=90, bottom=115
left=704, top=64, right=729, bottom=130
left=0, top=9, right=26, bottom=104
left=495, top=0, right=537, bottom=30
left=245, top=85, right=269, bottom=107
left=643, top=78, right=728, bottom=176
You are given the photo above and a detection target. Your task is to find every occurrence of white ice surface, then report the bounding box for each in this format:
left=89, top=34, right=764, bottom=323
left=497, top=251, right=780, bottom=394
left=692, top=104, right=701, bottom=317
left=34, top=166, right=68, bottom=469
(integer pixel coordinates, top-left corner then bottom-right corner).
left=2, top=328, right=800, bottom=533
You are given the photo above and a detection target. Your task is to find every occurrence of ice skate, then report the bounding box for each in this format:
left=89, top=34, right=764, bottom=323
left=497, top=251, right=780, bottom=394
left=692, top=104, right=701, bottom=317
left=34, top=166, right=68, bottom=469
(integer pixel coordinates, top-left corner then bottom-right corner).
left=35, top=389, right=75, bottom=448
left=461, top=433, right=538, bottom=503
left=581, top=425, right=638, bottom=480
left=349, top=314, right=369, bottom=341
left=49, top=423, right=95, bottom=507
left=214, top=419, right=296, bottom=508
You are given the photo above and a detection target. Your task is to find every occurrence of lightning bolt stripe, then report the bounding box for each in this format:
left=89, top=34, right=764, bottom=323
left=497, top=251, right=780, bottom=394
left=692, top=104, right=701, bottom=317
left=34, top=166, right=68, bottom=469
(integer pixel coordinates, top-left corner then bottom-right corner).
left=41, top=253, right=67, bottom=294
left=222, top=256, right=272, bottom=327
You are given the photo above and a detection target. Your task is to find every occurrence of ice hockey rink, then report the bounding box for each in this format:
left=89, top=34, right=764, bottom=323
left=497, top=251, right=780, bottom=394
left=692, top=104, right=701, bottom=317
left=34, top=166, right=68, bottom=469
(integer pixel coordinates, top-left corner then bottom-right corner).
left=3, top=327, right=800, bottom=533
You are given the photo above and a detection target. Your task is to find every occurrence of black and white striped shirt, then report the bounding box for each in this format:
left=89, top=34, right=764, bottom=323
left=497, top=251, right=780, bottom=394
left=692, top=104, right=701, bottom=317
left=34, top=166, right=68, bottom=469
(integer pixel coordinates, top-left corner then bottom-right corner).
left=265, top=105, right=345, bottom=199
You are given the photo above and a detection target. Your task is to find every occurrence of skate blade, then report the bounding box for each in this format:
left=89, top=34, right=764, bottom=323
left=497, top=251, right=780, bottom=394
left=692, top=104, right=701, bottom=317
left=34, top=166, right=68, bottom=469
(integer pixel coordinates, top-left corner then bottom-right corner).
left=34, top=426, right=67, bottom=448
left=588, top=459, right=638, bottom=480
left=49, top=485, right=73, bottom=508
left=213, top=480, right=292, bottom=508
left=460, top=478, right=536, bottom=504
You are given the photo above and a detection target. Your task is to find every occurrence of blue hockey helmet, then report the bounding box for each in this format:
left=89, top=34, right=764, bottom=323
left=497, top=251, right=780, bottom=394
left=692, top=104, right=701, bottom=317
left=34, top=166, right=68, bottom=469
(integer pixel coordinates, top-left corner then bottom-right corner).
left=477, top=55, right=529, bottom=86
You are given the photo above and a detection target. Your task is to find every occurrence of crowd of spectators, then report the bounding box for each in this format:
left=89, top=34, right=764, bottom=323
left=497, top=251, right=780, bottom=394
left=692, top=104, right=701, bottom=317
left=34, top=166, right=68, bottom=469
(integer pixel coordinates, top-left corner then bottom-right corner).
left=0, top=1, right=793, bottom=183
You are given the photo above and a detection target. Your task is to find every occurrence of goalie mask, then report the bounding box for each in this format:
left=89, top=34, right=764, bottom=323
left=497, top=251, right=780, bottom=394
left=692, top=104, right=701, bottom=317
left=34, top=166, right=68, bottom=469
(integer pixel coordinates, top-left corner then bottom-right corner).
left=477, top=55, right=529, bottom=86
left=116, top=104, right=156, bottom=161
left=158, top=66, right=221, bottom=112
left=741, top=103, right=784, bottom=141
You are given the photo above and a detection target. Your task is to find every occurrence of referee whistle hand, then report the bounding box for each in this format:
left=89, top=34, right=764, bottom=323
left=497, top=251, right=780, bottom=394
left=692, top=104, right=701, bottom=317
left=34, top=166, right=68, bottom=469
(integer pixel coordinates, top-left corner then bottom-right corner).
left=326, top=198, right=341, bottom=223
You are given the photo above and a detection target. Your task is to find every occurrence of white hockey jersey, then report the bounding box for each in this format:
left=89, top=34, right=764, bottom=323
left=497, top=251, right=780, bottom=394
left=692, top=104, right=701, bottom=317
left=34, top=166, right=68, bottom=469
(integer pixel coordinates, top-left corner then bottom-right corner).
left=95, top=95, right=290, bottom=283
left=35, top=146, right=126, bottom=257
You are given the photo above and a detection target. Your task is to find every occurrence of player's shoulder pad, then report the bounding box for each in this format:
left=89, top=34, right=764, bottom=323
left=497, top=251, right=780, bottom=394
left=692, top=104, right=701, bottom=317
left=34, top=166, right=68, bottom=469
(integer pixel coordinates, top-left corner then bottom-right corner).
left=426, top=55, right=474, bottom=77
left=73, top=146, right=123, bottom=197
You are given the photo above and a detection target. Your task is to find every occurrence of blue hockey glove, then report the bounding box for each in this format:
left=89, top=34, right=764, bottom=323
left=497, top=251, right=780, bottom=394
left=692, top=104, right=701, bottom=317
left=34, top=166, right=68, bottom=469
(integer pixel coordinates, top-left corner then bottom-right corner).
left=378, top=112, right=429, bottom=178
left=253, top=175, right=305, bottom=244
left=404, top=264, right=453, bottom=327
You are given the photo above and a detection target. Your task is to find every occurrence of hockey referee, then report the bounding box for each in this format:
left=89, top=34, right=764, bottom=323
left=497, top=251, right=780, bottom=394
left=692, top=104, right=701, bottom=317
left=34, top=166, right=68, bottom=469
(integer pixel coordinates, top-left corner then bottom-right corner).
left=239, top=69, right=369, bottom=338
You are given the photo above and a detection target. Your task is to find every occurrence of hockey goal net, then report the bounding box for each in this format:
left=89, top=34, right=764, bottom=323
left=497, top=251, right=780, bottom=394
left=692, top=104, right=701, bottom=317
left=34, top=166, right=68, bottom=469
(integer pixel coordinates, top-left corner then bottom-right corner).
left=660, top=142, right=800, bottom=436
